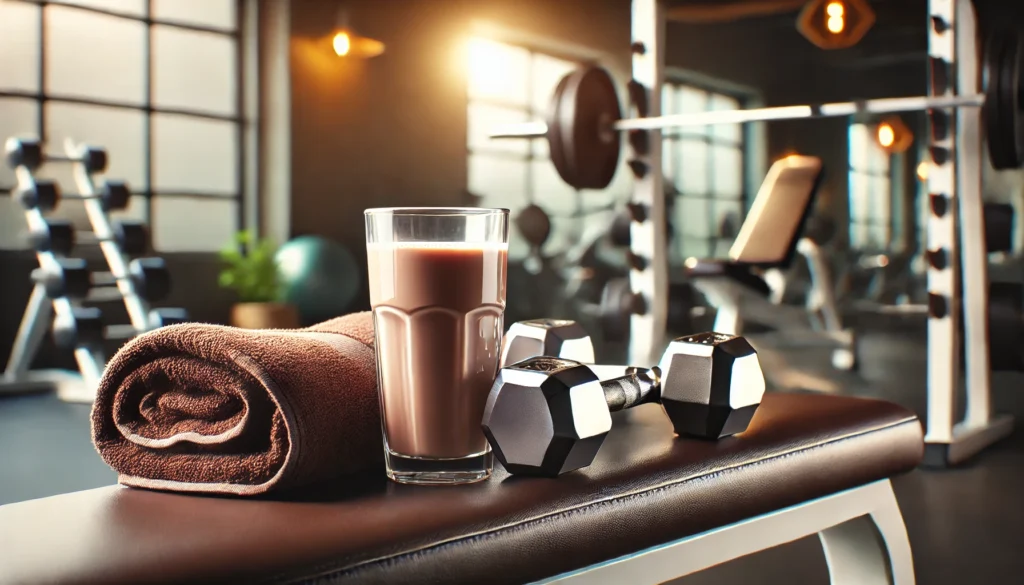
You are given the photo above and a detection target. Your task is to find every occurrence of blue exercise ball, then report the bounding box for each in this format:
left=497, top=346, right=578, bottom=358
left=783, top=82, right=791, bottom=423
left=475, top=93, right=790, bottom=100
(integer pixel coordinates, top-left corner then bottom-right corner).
left=275, top=235, right=360, bottom=324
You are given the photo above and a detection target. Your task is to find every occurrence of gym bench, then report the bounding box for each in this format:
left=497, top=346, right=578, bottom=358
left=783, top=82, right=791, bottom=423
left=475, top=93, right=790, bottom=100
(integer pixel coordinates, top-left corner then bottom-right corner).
left=0, top=393, right=923, bottom=584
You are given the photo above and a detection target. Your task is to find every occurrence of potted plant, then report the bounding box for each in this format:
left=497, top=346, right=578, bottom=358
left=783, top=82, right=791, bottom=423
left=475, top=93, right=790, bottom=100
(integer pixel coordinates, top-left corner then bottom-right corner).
left=219, top=230, right=300, bottom=329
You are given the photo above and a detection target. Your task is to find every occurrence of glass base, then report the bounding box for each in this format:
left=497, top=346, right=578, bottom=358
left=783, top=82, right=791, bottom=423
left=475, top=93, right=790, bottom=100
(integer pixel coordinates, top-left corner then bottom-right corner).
left=384, top=449, right=492, bottom=485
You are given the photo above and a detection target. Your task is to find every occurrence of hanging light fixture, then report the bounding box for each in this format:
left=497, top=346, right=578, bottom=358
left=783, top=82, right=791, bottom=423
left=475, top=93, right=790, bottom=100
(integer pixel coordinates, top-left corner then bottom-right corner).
left=331, top=8, right=385, bottom=59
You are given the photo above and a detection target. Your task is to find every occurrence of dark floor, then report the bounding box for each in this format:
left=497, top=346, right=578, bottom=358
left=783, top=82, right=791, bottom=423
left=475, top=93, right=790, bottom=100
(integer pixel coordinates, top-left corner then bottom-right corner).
left=2, top=314, right=1023, bottom=583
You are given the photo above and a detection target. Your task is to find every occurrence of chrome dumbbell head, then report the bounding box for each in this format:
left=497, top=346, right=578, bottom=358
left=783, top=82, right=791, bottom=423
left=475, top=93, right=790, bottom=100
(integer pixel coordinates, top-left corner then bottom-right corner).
left=501, top=318, right=594, bottom=367
left=657, top=332, right=766, bottom=439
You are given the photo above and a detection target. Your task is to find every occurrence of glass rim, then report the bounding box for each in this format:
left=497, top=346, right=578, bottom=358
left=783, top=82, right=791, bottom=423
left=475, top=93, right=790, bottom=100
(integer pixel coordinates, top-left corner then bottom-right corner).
left=364, top=207, right=509, bottom=217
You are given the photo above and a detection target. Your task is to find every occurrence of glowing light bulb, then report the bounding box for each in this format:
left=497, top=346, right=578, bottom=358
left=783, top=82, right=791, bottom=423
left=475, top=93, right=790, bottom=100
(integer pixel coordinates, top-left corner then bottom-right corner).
left=917, top=161, right=929, bottom=181
left=826, top=2, right=844, bottom=17
left=827, top=15, right=845, bottom=33
left=333, top=31, right=351, bottom=56
left=877, top=123, right=895, bottom=148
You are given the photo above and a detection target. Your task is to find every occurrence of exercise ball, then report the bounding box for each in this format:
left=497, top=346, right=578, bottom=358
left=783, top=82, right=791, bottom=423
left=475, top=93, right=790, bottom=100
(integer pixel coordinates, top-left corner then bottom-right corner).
left=275, top=235, right=360, bottom=324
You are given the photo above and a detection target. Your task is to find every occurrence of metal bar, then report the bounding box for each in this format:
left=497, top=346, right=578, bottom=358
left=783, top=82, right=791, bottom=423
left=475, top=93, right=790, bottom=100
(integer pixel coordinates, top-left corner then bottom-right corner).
left=0, top=184, right=237, bottom=199
left=537, top=480, right=914, bottom=585
left=924, top=0, right=959, bottom=445
left=65, top=140, right=151, bottom=331
left=235, top=0, right=246, bottom=236
left=143, top=0, right=154, bottom=225
left=7, top=0, right=238, bottom=36
left=38, top=0, right=46, bottom=141
left=627, top=0, right=668, bottom=366
left=1, top=285, right=53, bottom=381
left=489, top=94, right=985, bottom=139
left=0, top=91, right=243, bottom=123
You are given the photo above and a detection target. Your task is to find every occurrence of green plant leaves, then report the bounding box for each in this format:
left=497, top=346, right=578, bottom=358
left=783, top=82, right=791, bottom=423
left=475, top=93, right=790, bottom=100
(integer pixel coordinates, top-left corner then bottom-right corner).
left=218, top=230, right=283, bottom=303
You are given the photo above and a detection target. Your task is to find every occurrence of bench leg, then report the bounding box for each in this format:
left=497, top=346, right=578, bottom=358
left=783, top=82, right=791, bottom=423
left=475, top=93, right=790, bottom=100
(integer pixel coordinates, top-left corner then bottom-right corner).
left=819, top=482, right=915, bottom=585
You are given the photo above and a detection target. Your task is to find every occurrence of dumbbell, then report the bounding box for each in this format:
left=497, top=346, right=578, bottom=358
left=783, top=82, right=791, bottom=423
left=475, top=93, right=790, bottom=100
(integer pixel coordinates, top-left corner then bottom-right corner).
left=4, top=137, right=107, bottom=173
left=29, top=220, right=149, bottom=257
left=482, top=332, right=765, bottom=477
left=16, top=180, right=131, bottom=212
left=33, top=257, right=172, bottom=301
left=52, top=306, right=190, bottom=349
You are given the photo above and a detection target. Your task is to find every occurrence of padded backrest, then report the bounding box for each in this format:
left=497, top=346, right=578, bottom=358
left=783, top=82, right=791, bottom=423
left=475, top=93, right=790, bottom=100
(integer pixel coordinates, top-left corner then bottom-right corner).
left=728, top=155, right=824, bottom=268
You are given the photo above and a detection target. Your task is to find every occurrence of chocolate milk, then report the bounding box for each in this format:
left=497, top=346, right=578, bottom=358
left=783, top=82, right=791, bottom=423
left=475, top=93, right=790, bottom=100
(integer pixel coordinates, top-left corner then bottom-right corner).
left=367, top=242, right=508, bottom=459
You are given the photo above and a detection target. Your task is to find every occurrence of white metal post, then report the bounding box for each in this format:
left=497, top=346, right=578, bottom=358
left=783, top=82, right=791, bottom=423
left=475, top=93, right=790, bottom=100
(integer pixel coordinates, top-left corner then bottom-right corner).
left=628, top=0, right=668, bottom=366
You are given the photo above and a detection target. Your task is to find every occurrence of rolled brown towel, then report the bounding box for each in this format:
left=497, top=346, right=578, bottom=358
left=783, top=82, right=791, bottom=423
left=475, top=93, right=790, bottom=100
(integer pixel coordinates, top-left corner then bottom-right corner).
left=91, top=312, right=382, bottom=496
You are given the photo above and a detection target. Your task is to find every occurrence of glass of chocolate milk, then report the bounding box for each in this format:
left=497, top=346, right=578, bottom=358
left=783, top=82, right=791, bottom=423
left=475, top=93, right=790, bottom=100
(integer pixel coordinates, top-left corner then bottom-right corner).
left=364, top=207, right=509, bottom=485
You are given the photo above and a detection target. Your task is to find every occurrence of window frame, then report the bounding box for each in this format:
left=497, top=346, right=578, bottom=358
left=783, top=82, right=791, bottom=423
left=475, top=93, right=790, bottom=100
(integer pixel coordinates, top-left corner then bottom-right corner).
left=0, top=0, right=254, bottom=247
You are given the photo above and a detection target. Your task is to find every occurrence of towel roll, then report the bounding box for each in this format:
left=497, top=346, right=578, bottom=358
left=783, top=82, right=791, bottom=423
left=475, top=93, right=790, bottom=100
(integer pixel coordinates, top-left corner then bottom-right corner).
left=92, top=312, right=382, bottom=496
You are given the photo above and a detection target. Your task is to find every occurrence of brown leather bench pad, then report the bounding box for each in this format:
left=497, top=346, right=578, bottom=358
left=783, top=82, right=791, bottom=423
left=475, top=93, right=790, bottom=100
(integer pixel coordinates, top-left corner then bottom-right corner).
left=0, top=393, right=923, bottom=585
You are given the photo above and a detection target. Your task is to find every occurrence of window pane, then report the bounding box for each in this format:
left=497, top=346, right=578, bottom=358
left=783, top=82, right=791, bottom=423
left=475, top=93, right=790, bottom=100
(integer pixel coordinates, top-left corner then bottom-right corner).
left=849, top=124, right=869, bottom=171
left=153, top=27, right=237, bottom=116
left=152, top=196, right=236, bottom=252
left=868, top=140, right=890, bottom=174
left=709, top=93, right=741, bottom=142
left=0, top=2, right=40, bottom=92
left=153, top=0, right=236, bottom=29
left=46, top=6, right=145, bottom=105
left=531, top=53, right=576, bottom=114
left=467, top=103, right=528, bottom=154
left=108, top=195, right=148, bottom=225
left=0, top=98, right=38, bottom=189
left=676, top=196, right=712, bottom=238
left=678, top=237, right=711, bottom=260
left=60, top=0, right=145, bottom=16
left=870, top=176, right=891, bottom=224
left=662, top=85, right=676, bottom=115
left=676, top=138, right=708, bottom=195
left=849, top=172, right=871, bottom=224
left=466, top=38, right=529, bottom=106
left=677, top=85, right=708, bottom=138
left=468, top=153, right=528, bottom=211
left=152, top=114, right=237, bottom=193
left=530, top=160, right=577, bottom=214
left=712, top=145, right=742, bottom=197
left=662, top=139, right=675, bottom=180
left=44, top=103, right=147, bottom=190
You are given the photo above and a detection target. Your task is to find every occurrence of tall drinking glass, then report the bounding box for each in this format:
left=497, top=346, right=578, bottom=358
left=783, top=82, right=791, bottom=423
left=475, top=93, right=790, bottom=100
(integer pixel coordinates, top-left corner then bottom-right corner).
left=364, top=207, right=509, bottom=485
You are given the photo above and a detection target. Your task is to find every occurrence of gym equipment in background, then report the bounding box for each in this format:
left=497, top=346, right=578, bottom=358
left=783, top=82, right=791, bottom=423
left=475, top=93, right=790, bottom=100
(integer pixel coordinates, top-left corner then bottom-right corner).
left=276, top=235, right=360, bottom=324
left=483, top=332, right=765, bottom=477
left=0, top=138, right=188, bottom=403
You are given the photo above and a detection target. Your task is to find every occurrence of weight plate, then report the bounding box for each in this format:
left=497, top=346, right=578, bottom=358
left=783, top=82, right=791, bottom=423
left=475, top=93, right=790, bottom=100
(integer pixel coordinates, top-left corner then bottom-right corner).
left=984, top=32, right=1024, bottom=170
left=515, top=204, right=551, bottom=248
left=547, top=73, right=577, bottom=189
left=551, top=66, right=622, bottom=190
left=599, top=278, right=633, bottom=342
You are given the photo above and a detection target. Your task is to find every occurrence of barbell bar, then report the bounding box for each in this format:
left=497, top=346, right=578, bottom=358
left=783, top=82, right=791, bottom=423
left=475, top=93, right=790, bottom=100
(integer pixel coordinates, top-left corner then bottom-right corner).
left=489, top=31, right=1023, bottom=190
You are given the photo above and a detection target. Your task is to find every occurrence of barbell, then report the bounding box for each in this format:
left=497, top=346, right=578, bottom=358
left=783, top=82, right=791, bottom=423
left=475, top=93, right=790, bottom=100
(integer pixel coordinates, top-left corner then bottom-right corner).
left=491, top=32, right=1024, bottom=190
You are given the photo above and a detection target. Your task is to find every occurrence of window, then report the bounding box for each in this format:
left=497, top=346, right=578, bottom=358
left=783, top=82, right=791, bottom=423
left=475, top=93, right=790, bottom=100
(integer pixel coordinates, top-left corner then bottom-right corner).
left=0, top=0, right=250, bottom=252
left=465, top=37, right=630, bottom=263
left=661, top=82, right=746, bottom=260
left=848, top=123, right=892, bottom=251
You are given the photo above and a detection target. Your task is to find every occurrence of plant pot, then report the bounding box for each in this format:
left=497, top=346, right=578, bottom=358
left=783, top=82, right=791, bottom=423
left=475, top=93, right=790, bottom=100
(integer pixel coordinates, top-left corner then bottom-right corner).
left=230, top=302, right=300, bottom=330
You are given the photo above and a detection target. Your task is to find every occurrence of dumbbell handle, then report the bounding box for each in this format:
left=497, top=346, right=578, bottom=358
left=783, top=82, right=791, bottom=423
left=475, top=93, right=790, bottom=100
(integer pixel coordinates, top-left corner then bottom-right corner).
left=601, top=366, right=661, bottom=412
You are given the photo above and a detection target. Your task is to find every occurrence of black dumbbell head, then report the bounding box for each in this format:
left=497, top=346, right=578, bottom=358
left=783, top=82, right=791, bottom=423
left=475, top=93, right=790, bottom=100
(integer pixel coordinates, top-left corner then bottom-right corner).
left=113, top=221, right=149, bottom=255
left=501, top=319, right=594, bottom=367
left=148, top=307, right=189, bottom=329
left=52, top=306, right=103, bottom=349
left=100, top=181, right=130, bottom=211
left=29, top=220, right=75, bottom=256
left=128, top=257, right=171, bottom=302
left=657, top=332, right=766, bottom=439
left=4, top=137, right=42, bottom=170
left=82, top=147, right=108, bottom=174
left=33, top=257, right=90, bottom=299
left=482, top=356, right=612, bottom=477
left=16, top=181, right=60, bottom=211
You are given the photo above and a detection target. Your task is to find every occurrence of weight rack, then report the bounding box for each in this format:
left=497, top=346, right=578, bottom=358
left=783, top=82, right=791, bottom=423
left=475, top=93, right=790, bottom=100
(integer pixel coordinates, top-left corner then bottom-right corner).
left=0, top=138, right=175, bottom=403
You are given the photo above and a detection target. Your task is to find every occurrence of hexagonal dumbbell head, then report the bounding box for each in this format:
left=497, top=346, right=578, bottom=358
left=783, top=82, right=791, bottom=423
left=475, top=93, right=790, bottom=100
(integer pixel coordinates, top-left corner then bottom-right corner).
left=657, top=332, right=765, bottom=439
left=482, top=356, right=612, bottom=477
left=500, top=319, right=595, bottom=367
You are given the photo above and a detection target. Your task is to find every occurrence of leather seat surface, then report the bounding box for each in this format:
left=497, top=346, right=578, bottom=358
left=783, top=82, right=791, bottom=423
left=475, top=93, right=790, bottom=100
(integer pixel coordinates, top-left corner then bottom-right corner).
left=0, top=393, right=923, bottom=585
left=684, top=258, right=773, bottom=297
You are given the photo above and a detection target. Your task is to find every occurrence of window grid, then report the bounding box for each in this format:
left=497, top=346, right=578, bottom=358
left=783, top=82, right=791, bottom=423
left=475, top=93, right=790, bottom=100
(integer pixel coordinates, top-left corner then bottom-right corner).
left=0, top=0, right=246, bottom=235
left=661, top=81, right=748, bottom=260
left=848, top=123, right=892, bottom=251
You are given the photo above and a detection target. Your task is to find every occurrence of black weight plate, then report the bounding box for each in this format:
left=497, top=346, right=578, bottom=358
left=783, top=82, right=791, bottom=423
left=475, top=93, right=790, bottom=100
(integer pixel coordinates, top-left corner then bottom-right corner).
left=547, top=72, right=577, bottom=189
left=130, top=257, right=171, bottom=302
left=514, top=203, right=551, bottom=248
left=114, top=221, right=150, bottom=256
left=984, top=202, right=1014, bottom=253
left=555, top=66, right=622, bottom=190
left=984, top=32, right=1024, bottom=170
left=599, top=278, right=633, bottom=342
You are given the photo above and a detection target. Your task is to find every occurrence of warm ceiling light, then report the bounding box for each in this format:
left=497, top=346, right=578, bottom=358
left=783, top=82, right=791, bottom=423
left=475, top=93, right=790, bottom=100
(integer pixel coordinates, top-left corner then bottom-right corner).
left=826, top=2, right=844, bottom=17
left=333, top=31, right=352, bottom=56
left=917, top=161, right=929, bottom=181
left=330, top=9, right=385, bottom=59
left=827, top=15, right=845, bottom=33
left=877, top=123, right=895, bottom=148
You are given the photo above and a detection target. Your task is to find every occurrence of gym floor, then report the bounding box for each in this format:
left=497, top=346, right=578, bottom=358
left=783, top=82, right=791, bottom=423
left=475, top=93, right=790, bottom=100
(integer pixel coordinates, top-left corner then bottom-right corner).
left=2, top=314, right=1022, bottom=584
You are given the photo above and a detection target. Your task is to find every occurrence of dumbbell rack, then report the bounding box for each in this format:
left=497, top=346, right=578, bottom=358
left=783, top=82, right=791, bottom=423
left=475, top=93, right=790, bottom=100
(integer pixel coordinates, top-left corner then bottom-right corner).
left=0, top=139, right=155, bottom=403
